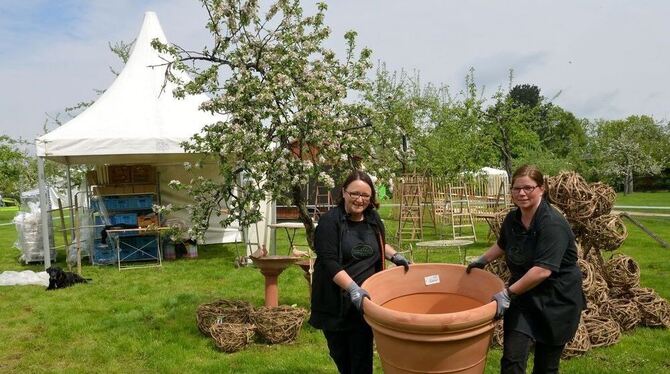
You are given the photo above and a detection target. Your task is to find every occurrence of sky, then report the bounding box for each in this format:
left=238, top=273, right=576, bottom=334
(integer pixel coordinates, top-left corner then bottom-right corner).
left=1, top=0, right=669, bottom=144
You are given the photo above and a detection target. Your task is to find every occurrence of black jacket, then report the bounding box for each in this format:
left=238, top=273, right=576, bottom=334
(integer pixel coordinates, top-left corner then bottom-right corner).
left=308, top=205, right=386, bottom=331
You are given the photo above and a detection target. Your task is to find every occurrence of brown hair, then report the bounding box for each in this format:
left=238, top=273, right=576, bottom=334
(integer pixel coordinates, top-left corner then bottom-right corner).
left=511, top=164, right=544, bottom=187
left=338, top=170, right=380, bottom=210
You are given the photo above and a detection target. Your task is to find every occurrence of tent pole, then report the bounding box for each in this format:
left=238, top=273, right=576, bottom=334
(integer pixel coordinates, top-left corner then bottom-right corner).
left=38, top=156, right=52, bottom=268
left=65, top=161, right=75, bottom=239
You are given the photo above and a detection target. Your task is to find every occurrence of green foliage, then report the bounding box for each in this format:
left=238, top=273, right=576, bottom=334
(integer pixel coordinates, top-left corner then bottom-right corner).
left=154, top=0, right=410, bottom=248
left=0, top=136, right=36, bottom=199
left=590, top=116, right=670, bottom=193
left=415, top=69, right=497, bottom=177
left=383, top=68, right=586, bottom=180
left=364, top=65, right=424, bottom=173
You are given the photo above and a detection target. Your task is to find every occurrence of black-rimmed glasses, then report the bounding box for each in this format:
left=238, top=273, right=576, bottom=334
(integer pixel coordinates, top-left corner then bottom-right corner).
left=511, top=185, right=538, bottom=195
left=344, top=190, right=371, bottom=201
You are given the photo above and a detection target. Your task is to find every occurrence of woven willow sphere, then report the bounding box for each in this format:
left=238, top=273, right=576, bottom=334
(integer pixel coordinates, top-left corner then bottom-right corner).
left=583, top=214, right=628, bottom=252
left=484, top=257, right=511, bottom=284
left=605, top=254, right=640, bottom=289
left=196, top=299, right=253, bottom=337
left=561, top=317, right=591, bottom=359
left=635, top=293, right=670, bottom=328
left=589, top=182, right=616, bottom=217
left=546, top=172, right=596, bottom=221
left=601, top=298, right=641, bottom=331
left=583, top=315, right=621, bottom=348
left=210, top=323, right=256, bottom=353
left=490, top=320, right=504, bottom=348
left=250, top=305, right=308, bottom=344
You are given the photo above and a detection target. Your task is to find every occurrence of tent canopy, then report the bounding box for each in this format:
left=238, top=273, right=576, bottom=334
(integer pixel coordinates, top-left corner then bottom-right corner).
left=32, top=12, right=266, bottom=251
left=36, top=11, right=224, bottom=165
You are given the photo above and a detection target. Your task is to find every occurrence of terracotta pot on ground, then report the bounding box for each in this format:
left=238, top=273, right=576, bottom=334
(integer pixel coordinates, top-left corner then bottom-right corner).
left=362, top=264, right=503, bottom=374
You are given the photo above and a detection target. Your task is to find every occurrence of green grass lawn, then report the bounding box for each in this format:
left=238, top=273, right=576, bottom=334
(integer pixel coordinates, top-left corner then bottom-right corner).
left=1, top=203, right=669, bottom=373
left=615, top=191, right=670, bottom=214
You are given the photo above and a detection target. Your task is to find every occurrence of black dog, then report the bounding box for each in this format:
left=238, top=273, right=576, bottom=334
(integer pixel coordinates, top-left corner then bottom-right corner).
left=46, top=266, right=90, bottom=290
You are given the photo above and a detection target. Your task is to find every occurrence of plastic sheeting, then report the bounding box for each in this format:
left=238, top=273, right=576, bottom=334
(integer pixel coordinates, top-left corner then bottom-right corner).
left=0, top=270, right=49, bottom=287
left=13, top=202, right=55, bottom=263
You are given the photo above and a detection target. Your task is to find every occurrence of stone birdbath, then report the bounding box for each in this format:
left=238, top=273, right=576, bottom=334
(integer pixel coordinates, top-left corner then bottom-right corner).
left=250, top=255, right=301, bottom=307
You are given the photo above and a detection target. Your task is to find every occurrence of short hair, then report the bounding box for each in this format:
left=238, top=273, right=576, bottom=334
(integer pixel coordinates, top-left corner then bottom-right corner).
left=511, top=164, right=544, bottom=187
left=338, top=170, right=379, bottom=210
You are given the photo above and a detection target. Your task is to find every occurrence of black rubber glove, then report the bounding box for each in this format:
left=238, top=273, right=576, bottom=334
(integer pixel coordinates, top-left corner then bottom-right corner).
left=492, top=288, right=512, bottom=319
left=390, top=253, right=411, bottom=272
left=347, top=282, right=370, bottom=312
left=466, top=255, right=488, bottom=274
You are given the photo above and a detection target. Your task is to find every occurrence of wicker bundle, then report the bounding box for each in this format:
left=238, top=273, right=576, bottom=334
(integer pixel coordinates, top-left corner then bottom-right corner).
left=490, top=208, right=513, bottom=239
left=629, top=287, right=657, bottom=298
left=605, top=254, right=640, bottom=289
left=484, top=257, right=510, bottom=283
left=584, top=271, right=609, bottom=305
left=561, top=317, right=591, bottom=359
left=601, top=298, right=641, bottom=331
left=546, top=172, right=596, bottom=221
left=251, top=305, right=308, bottom=344
left=589, top=182, right=616, bottom=217
left=582, top=214, right=628, bottom=252
left=634, top=293, right=670, bottom=328
left=196, top=299, right=254, bottom=336
left=582, top=301, right=601, bottom=318
left=490, top=320, right=504, bottom=348
left=583, top=315, right=621, bottom=348
left=608, top=286, right=630, bottom=299
left=209, top=323, right=256, bottom=353
left=577, top=258, right=594, bottom=291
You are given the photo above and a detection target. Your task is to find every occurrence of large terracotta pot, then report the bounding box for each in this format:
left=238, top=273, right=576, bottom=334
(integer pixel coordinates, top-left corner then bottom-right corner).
left=362, top=264, right=503, bottom=374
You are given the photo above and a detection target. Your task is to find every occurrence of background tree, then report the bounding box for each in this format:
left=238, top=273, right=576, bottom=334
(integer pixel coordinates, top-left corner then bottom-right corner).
left=414, top=69, right=496, bottom=177
left=155, top=0, right=405, bottom=249
left=364, top=65, right=424, bottom=174
left=0, top=136, right=36, bottom=200
left=591, top=116, right=669, bottom=194
left=481, top=78, right=544, bottom=178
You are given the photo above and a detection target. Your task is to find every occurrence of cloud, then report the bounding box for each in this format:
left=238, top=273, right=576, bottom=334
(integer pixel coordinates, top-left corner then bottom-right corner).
left=1, top=0, right=670, bottom=142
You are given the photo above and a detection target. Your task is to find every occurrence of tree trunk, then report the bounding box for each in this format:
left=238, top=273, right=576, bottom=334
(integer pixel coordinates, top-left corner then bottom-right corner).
left=623, top=171, right=634, bottom=195
left=292, top=185, right=316, bottom=251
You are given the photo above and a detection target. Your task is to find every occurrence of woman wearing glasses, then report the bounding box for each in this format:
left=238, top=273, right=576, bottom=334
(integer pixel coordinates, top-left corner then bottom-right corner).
left=308, top=170, right=410, bottom=374
left=466, top=164, right=585, bottom=374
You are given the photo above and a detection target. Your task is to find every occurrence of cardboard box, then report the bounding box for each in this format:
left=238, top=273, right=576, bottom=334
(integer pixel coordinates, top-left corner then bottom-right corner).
left=137, top=214, right=159, bottom=227
left=133, top=184, right=157, bottom=194
left=108, top=165, right=132, bottom=184
left=276, top=206, right=300, bottom=220
left=131, top=165, right=156, bottom=184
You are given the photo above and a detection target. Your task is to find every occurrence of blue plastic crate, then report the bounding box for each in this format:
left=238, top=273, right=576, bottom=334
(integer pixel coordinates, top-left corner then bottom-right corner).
left=133, top=196, right=154, bottom=209
left=115, top=197, right=132, bottom=210
left=92, top=243, right=116, bottom=265
left=110, top=213, right=137, bottom=225
left=103, top=197, right=120, bottom=210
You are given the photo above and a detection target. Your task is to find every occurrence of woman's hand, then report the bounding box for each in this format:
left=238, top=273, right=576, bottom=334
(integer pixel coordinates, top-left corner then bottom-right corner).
left=390, top=253, right=411, bottom=272
left=466, top=255, right=488, bottom=273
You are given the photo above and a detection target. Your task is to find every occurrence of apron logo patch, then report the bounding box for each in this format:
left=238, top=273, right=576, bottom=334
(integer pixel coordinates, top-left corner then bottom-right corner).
left=351, top=244, right=374, bottom=259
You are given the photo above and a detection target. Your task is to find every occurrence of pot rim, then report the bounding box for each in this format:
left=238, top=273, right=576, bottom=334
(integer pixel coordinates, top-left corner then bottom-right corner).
left=361, top=264, right=502, bottom=334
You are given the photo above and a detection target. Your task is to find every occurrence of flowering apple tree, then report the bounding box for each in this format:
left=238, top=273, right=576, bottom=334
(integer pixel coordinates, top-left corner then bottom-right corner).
left=153, top=0, right=403, bottom=249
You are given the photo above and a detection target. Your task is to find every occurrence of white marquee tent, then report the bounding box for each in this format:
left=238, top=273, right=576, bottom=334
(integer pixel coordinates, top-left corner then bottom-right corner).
left=35, top=12, right=270, bottom=266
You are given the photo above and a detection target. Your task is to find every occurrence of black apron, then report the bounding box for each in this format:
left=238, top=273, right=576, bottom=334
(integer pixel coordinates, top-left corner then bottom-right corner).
left=498, top=200, right=585, bottom=345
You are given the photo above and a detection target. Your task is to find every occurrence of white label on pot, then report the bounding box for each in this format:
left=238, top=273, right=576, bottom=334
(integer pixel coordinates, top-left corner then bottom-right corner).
left=424, top=274, right=440, bottom=286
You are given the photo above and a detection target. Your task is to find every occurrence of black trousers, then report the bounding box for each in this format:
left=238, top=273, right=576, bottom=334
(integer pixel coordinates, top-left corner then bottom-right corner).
left=501, top=330, right=565, bottom=374
left=322, top=316, right=373, bottom=374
